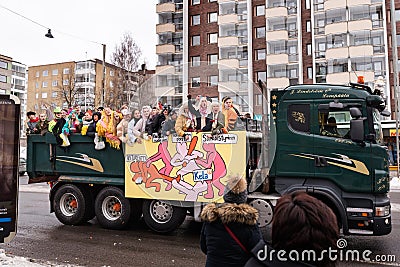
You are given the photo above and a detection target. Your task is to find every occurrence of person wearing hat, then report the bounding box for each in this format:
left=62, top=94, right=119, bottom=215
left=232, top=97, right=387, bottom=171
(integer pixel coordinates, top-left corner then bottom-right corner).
left=48, top=107, right=69, bottom=146
left=26, top=111, right=39, bottom=135
left=86, top=111, right=102, bottom=138
left=200, top=176, right=262, bottom=267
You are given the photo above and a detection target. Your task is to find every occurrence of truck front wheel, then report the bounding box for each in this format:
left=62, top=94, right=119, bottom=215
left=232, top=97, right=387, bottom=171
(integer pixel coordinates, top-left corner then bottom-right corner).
left=142, top=200, right=187, bottom=233
left=94, top=187, right=131, bottom=230
left=53, top=184, right=90, bottom=225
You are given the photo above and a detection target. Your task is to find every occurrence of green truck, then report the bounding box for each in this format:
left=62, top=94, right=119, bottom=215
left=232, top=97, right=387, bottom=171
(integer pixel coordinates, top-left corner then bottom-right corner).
left=27, top=83, right=391, bottom=235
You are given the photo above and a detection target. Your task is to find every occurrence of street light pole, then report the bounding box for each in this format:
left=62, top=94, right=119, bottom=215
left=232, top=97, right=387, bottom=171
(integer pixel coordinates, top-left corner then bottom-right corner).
left=390, top=0, right=399, bottom=177
left=101, top=44, right=106, bottom=108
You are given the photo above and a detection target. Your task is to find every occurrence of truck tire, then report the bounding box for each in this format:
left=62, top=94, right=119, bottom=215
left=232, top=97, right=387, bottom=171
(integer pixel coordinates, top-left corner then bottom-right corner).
left=53, top=184, right=91, bottom=225
left=142, top=199, right=187, bottom=233
left=94, top=187, right=131, bottom=230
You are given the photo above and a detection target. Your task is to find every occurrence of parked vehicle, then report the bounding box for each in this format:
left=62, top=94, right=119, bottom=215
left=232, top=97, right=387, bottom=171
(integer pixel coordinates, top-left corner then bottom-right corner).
left=26, top=83, right=391, bottom=235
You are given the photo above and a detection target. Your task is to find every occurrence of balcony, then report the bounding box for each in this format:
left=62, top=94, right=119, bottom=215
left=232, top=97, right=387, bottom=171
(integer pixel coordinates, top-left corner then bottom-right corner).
left=325, top=47, right=349, bottom=60
left=218, top=59, right=239, bottom=69
left=326, top=72, right=350, bottom=84
left=156, top=65, right=176, bottom=75
left=349, top=45, right=373, bottom=57
left=218, top=36, right=239, bottom=47
left=324, top=0, right=346, bottom=10
left=218, top=14, right=238, bottom=25
left=266, top=30, right=288, bottom=41
left=156, top=23, right=176, bottom=34
left=156, top=44, right=176, bottom=54
left=265, top=7, right=287, bottom=18
left=350, top=71, right=374, bottom=83
left=347, top=0, right=371, bottom=6
left=155, top=86, right=176, bottom=96
left=325, top=22, right=347, bottom=35
left=267, top=77, right=289, bottom=88
left=218, top=81, right=240, bottom=93
left=156, top=2, right=175, bottom=13
left=267, top=54, right=289, bottom=65
left=348, top=19, right=372, bottom=32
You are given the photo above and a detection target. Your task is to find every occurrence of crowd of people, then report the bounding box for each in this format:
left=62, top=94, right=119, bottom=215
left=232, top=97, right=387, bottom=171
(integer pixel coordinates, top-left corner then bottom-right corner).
left=25, top=95, right=249, bottom=149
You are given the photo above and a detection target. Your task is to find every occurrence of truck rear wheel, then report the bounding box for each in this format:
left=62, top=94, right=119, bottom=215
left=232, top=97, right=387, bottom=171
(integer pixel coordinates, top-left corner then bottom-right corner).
left=142, top=200, right=187, bottom=233
left=53, top=184, right=91, bottom=225
left=95, top=187, right=131, bottom=230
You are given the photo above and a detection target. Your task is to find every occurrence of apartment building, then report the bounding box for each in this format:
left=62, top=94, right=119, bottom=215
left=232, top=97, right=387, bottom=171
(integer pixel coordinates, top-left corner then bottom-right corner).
left=156, top=0, right=398, bottom=118
left=27, top=60, right=156, bottom=114
left=0, top=54, right=28, bottom=135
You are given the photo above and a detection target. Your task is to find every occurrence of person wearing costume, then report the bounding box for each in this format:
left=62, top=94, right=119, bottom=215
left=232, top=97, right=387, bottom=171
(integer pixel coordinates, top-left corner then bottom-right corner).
left=86, top=111, right=101, bottom=137
left=36, top=112, right=49, bottom=136
left=187, top=95, right=213, bottom=132
left=221, top=96, right=245, bottom=132
left=96, top=106, right=121, bottom=149
left=175, top=103, right=195, bottom=140
left=117, top=109, right=131, bottom=143
left=26, top=111, right=39, bottom=135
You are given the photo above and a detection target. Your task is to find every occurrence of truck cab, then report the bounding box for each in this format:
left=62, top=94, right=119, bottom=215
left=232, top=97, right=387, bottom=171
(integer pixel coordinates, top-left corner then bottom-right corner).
left=266, top=84, right=391, bottom=235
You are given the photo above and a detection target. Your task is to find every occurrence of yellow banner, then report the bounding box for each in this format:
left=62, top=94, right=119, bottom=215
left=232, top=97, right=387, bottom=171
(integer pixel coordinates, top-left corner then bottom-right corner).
left=124, top=132, right=247, bottom=203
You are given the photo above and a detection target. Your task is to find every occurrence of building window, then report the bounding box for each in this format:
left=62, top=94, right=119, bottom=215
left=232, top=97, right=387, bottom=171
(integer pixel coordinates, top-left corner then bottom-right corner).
left=42, top=81, right=48, bottom=88
left=208, top=75, right=218, bottom=86
left=35, top=93, right=38, bottom=99
left=256, top=94, right=262, bottom=106
left=255, top=5, right=265, bottom=16
left=191, top=56, right=201, bottom=67
left=307, top=67, right=313, bottom=79
left=43, top=70, right=49, bottom=76
left=192, top=77, right=200, bottom=87
left=209, top=0, right=216, bottom=2
left=256, top=49, right=266, bottom=60
left=35, top=71, right=39, bottom=77
left=63, top=79, right=69, bottom=85
left=0, top=60, right=7, bottom=69
left=41, top=92, right=47, bottom=99
left=192, top=0, right=200, bottom=5
left=208, top=12, right=217, bottom=23
left=192, top=15, right=200, bottom=26
left=307, top=44, right=312, bottom=55
left=306, top=21, right=311, bottom=32
left=395, top=10, right=400, bottom=21
left=52, top=69, right=58, bottom=75
left=192, top=35, right=200, bottom=46
left=110, top=70, right=114, bottom=76
left=256, top=27, right=266, bottom=38
left=208, top=54, right=218, bottom=65
left=305, top=0, right=311, bottom=9
left=0, top=74, right=6, bottom=83
left=35, top=82, right=39, bottom=88
left=52, top=80, right=58, bottom=86
left=257, top=71, right=267, bottom=82
left=208, top=33, right=218, bottom=44
left=52, top=91, right=58, bottom=98
left=63, top=68, right=70, bottom=74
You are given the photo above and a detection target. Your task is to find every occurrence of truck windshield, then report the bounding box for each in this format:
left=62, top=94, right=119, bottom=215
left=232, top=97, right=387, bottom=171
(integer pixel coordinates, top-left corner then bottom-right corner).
left=373, top=108, right=383, bottom=144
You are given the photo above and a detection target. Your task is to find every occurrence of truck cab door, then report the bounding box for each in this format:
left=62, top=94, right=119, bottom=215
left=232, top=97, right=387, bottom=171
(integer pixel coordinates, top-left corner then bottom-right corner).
left=313, top=102, right=371, bottom=192
left=0, top=95, right=20, bottom=243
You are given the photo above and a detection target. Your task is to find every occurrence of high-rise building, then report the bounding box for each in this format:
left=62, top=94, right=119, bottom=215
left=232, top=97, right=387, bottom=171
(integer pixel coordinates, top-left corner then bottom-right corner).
left=155, top=0, right=398, bottom=119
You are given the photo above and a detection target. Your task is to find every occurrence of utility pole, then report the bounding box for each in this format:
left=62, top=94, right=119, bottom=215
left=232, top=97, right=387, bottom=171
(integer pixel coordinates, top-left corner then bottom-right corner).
left=101, top=44, right=106, bottom=107
left=390, top=0, right=400, bottom=177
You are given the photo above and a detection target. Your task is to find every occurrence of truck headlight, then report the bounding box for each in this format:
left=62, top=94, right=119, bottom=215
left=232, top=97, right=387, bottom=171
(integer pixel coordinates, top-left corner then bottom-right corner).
left=375, top=205, right=390, bottom=217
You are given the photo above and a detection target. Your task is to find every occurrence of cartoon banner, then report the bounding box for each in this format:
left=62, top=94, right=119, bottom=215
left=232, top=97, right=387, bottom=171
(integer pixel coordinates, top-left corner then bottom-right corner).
left=124, top=131, right=247, bottom=203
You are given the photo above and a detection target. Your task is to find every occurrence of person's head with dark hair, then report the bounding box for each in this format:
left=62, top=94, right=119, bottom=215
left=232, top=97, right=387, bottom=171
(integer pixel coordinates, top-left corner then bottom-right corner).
left=272, top=192, right=339, bottom=266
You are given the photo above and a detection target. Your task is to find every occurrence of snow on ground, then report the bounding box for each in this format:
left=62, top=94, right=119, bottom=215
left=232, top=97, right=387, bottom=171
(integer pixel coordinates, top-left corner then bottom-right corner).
left=0, top=249, right=48, bottom=266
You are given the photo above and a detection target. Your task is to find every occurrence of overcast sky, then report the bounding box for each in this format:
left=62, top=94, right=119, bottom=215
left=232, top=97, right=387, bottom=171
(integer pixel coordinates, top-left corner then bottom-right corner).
left=0, top=0, right=158, bottom=69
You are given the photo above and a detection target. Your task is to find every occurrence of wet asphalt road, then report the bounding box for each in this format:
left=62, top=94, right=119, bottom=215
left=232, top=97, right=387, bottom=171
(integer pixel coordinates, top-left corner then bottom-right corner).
left=1, top=177, right=400, bottom=267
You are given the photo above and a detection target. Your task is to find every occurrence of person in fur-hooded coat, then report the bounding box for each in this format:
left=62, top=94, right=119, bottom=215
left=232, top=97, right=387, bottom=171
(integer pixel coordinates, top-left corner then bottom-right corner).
left=200, top=177, right=262, bottom=267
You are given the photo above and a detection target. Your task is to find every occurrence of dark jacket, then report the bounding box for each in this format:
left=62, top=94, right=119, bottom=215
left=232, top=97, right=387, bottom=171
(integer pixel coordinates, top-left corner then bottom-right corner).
left=187, top=100, right=212, bottom=132
left=200, top=203, right=262, bottom=267
left=151, top=113, right=166, bottom=137
left=52, top=118, right=67, bottom=146
left=87, top=112, right=101, bottom=138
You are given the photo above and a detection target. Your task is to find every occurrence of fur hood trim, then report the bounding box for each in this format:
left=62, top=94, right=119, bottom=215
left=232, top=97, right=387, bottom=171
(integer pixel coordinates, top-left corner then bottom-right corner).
left=200, top=203, right=259, bottom=225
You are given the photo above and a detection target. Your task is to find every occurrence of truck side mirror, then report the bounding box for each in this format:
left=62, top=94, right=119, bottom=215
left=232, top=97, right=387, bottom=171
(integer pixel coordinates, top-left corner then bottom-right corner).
left=350, top=119, right=364, bottom=142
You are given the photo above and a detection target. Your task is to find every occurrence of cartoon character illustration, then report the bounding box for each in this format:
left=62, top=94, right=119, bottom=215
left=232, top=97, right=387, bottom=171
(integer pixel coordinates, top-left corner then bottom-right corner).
left=146, top=141, right=174, bottom=190
left=129, top=161, right=180, bottom=192
left=170, top=136, right=203, bottom=178
left=195, top=142, right=227, bottom=199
